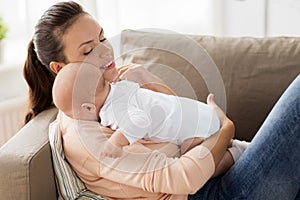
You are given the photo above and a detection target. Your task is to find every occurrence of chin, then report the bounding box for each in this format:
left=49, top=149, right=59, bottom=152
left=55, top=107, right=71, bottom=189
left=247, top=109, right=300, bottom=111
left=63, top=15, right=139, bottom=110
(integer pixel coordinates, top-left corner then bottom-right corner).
left=104, top=69, right=119, bottom=82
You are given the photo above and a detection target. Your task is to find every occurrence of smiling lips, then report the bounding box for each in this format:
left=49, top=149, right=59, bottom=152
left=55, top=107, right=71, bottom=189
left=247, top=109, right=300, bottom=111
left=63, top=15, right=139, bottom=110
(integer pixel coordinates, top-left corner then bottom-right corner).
left=100, top=61, right=115, bottom=70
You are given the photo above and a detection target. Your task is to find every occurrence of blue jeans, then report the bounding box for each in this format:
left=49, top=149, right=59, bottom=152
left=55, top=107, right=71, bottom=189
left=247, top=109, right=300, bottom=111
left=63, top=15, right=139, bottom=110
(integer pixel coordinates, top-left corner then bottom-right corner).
left=189, top=75, right=300, bottom=200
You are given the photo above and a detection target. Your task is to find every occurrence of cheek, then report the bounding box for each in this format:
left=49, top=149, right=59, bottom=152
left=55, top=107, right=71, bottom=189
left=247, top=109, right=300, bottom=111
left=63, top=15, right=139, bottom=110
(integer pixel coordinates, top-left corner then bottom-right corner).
left=103, top=41, right=114, bottom=58
left=63, top=48, right=83, bottom=63
left=62, top=38, right=80, bottom=62
left=109, top=44, right=114, bottom=55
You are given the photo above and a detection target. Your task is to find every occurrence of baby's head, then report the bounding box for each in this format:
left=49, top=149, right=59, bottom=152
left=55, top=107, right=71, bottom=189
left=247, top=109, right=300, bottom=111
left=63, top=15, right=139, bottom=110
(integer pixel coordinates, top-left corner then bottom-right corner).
left=53, top=62, right=105, bottom=121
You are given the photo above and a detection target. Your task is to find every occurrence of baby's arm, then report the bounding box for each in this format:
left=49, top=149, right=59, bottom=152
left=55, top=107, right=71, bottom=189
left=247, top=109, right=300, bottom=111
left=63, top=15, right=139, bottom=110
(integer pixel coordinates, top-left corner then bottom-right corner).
left=116, top=64, right=177, bottom=96
left=102, top=130, right=129, bottom=158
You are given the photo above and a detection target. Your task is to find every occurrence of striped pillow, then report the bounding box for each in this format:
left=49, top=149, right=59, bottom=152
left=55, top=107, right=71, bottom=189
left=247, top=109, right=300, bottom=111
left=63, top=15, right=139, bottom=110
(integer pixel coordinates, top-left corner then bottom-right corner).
left=49, top=120, right=106, bottom=200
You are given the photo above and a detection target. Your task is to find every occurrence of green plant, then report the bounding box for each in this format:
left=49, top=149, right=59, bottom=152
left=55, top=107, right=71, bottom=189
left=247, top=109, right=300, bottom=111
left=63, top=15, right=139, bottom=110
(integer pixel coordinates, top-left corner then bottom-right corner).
left=0, top=16, right=8, bottom=41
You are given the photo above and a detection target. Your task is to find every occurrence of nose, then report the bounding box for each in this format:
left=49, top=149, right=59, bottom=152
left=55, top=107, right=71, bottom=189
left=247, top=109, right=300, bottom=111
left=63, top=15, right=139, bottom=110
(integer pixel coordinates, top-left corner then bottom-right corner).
left=95, top=43, right=112, bottom=58
left=83, top=42, right=114, bottom=68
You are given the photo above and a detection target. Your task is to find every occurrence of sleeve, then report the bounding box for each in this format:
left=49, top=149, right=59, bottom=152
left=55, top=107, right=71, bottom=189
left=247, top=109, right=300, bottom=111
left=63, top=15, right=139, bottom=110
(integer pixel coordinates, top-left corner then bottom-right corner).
left=75, top=120, right=216, bottom=195
left=118, top=106, right=151, bottom=144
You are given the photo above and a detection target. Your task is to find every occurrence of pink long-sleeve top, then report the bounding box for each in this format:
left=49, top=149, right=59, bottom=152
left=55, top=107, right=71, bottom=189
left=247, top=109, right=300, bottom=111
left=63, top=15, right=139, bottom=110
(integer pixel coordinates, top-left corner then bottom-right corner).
left=58, top=111, right=215, bottom=200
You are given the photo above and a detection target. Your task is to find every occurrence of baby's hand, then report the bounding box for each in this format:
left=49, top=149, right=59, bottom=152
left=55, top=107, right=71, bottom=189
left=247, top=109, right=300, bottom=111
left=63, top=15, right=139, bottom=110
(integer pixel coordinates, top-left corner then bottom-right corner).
left=114, top=63, right=145, bottom=83
left=102, top=140, right=123, bottom=158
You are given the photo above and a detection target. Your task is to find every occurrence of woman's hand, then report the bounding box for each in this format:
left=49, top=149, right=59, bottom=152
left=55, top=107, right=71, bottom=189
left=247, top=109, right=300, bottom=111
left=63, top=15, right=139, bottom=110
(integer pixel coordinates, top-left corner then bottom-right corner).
left=207, top=93, right=228, bottom=126
left=207, top=93, right=235, bottom=139
left=197, top=93, right=235, bottom=172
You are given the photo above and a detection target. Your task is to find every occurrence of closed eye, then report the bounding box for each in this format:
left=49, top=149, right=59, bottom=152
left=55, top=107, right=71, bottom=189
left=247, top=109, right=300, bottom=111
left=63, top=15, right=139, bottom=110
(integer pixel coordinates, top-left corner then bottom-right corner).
left=83, top=37, right=106, bottom=56
left=83, top=48, right=93, bottom=55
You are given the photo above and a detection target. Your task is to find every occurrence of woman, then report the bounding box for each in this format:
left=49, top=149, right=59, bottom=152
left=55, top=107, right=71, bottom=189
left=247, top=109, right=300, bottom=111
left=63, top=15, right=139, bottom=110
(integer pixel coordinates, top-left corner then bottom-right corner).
left=23, top=1, right=300, bottom=199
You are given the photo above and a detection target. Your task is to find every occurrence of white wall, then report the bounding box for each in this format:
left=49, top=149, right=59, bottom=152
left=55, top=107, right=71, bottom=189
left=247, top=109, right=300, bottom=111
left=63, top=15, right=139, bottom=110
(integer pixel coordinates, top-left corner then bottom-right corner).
left=221, top=0, right=300, bottom=37
left=221, top=0, right=266, bottom=37
left=267, top=0, right=300, bottom=36
left=96, top=0, right=223, bottom=37
left=96, top=0, right=300, bottom=38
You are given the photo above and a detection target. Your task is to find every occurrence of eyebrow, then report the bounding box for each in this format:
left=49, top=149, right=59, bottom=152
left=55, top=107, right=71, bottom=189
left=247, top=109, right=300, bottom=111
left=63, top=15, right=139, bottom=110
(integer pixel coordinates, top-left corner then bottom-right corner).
left=78, top=28, right=104, bottom=48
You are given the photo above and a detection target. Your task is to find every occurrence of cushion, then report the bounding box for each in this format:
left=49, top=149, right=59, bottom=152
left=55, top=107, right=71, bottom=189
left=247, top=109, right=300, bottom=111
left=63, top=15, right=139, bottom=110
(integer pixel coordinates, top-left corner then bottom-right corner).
left=117, top=29, right=300, bottom=141
left=49, top=120, right=106, bottom=200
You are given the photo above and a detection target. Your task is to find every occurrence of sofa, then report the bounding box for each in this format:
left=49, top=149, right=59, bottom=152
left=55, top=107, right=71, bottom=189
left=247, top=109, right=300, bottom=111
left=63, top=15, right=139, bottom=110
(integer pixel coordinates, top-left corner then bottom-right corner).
left=0, top=29, right=299, bottom=199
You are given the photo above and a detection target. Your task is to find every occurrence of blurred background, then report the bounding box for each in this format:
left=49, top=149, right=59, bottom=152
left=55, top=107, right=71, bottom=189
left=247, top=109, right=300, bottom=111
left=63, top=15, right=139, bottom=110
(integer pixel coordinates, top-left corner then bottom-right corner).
left=0, top=0, right=300, bottom=146
left=1, top=0, right=300, bottom=65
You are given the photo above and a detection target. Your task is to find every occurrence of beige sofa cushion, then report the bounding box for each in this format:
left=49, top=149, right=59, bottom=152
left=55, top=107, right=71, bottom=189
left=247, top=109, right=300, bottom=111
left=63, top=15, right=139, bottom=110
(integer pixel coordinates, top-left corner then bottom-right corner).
left=118, top=29, right=300, bottom=141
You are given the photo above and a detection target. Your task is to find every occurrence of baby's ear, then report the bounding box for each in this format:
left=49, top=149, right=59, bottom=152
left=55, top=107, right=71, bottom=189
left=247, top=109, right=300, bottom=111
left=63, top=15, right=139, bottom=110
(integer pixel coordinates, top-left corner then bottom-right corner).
left=81, top=103, right=96, bottom=113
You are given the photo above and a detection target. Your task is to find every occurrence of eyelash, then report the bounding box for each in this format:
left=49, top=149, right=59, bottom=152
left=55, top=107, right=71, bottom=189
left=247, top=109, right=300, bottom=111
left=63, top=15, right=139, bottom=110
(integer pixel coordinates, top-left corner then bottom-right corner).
left=83, top=38, right=107, bottom=55
left=100, top=38, right=107, bottom=42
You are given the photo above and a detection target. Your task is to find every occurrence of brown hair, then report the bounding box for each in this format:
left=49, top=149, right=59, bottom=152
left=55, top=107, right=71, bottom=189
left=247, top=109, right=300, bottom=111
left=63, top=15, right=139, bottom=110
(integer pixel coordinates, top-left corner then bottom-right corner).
left=23, top=1, right=87, bottom=124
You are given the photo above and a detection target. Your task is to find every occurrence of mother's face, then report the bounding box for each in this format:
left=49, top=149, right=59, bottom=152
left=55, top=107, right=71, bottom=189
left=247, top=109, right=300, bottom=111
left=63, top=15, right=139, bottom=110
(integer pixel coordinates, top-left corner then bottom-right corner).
left=58, top=14, right=118, bottom=81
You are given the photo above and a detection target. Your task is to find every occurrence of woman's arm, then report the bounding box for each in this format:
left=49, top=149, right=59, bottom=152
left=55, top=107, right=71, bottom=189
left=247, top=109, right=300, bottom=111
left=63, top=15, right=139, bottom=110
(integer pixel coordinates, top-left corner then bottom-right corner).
left=212, top=150, right=234, bottom=177
left=203, top=94, right=235, bottom=169
left=115, top=63, right=177, bottom=95
left=97, top=117, right=233, bottom=194
left=201, top=118, right=234, bottom=171
left=73, top=95, right=234, bottom=195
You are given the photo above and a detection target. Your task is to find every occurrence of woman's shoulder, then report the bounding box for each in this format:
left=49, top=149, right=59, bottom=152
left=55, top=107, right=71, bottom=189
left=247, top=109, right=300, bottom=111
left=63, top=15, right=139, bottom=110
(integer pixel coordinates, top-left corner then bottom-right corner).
left=58, top=109, right=114, bottom=137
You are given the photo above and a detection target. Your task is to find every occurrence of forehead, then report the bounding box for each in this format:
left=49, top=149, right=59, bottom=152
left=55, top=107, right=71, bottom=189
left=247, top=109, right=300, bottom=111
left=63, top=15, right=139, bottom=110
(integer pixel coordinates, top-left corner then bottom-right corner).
left=62, top=15, right=102, bottom=55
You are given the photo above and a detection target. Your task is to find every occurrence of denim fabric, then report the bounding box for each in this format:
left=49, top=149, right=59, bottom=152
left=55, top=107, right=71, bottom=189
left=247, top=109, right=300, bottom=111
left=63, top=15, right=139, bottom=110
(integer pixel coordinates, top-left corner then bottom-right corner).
left=189, top=75, right=300, bottom=200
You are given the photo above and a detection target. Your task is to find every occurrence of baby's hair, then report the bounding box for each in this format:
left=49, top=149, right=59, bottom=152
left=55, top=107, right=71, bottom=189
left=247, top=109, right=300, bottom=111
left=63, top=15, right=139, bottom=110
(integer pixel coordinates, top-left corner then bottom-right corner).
left=52, top=62, right=104, bottom=119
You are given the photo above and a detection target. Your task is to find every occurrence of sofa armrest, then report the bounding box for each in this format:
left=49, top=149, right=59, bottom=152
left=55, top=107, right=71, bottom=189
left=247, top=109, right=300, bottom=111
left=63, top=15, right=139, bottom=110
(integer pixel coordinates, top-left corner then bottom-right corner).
left=0, top=107, right=58, bottom=200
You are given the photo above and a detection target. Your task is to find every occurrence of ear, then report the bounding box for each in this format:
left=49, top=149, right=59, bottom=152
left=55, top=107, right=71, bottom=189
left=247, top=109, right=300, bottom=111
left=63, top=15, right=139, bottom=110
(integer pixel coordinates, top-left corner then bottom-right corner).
left=81, top=103, right=96, bottom=113
left=50, top=61, right=65, bottom=74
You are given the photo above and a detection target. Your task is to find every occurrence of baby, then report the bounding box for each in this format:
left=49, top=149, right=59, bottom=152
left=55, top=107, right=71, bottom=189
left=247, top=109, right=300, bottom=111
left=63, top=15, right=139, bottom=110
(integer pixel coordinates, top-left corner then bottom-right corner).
left=53, top=62, right=221, bottom=157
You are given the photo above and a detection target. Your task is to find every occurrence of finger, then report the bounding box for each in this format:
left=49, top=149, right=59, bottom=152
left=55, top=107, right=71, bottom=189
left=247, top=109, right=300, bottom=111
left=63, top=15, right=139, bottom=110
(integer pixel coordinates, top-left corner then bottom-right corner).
left=207, top=93, right=215, bottom=105
left=118, top=66, right=130, bottom=75
left=119, top=63, right=134, bottom=70
left=111, top=69, right=128, bottom=83
left=119, top=70, right=131, bottom=80
left=118, top=66, right=129, bottom=74
left=111, top=74, right=121, bottom=83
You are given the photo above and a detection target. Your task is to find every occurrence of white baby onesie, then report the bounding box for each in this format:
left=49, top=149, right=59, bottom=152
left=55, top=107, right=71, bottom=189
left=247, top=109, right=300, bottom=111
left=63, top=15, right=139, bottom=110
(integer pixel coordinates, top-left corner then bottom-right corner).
left=100, top=80, right=220, bottom=145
